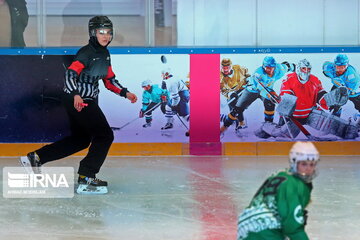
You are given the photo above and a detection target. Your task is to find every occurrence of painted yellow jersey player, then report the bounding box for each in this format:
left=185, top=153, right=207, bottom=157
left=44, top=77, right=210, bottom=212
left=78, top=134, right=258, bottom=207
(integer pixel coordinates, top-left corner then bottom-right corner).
left=220, top=58, right=250, bottom=99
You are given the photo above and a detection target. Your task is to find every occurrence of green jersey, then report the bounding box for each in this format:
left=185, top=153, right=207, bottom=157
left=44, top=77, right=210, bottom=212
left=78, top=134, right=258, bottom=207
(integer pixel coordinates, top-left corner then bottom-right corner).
left=237, top=170, right=312, bottom=240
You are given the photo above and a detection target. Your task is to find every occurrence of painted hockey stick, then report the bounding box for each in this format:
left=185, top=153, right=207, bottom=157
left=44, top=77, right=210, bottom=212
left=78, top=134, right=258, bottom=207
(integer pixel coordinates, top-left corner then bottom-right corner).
left=225, top=89, right=244, bottom=106
left=220, top=84, right=251, bottom=108
left=176, top=114, right=189, bottom=130
left=111, top=102, right=162, bottom=131
left=175, top=113, right=190, bottom=137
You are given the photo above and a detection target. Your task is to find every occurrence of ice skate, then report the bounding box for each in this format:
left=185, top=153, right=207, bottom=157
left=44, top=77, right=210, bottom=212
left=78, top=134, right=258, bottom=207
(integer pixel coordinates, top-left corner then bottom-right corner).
left=161, top=122, right=173, bottom=130
left=254, top=127, right=271, bottom=139
left=142, top=122, right=152, bottom=128
left=220, top=125, right=228, bottom=138
left=19, top=152, right=42, bottom=174
left=235, top=121, right=247, bottom=134
left=76, top=176, right=108, bottom=195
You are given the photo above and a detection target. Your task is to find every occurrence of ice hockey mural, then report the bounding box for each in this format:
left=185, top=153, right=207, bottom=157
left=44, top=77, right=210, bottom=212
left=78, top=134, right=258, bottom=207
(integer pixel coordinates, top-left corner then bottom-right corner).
left=1, top=51, right=359, bottom=144
left=220, top=53, right=360, bottom=142
left=100, top=54, right=190, bottom=143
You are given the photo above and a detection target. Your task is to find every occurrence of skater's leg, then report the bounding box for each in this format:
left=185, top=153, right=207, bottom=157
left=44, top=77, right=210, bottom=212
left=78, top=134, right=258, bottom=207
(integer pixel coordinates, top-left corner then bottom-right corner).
left=162, top=104, right=175, bottom=130
left=33, top=95, right=92, bottom=164
left=76, top=103, right=114, bottom=178
left=221, top=90, right=258, bottom=133
left=263, top=98, right=276, bottom=122
left=177, top=90, right=190, bottom=117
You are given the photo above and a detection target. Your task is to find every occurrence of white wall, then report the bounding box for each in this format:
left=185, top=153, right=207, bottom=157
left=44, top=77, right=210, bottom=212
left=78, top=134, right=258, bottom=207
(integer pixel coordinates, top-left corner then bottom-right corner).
left=177, top=0, right=360, bottom=46
left=26, top=0, right=177, bottom=15
left=324, top=0, right=359, bottom=45
left=25, top=0, right=360, bottom=46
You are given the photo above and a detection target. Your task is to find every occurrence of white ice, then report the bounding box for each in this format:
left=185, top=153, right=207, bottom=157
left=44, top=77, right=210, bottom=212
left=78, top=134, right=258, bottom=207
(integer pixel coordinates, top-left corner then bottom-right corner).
left=0, top=155, right=359, bottom=240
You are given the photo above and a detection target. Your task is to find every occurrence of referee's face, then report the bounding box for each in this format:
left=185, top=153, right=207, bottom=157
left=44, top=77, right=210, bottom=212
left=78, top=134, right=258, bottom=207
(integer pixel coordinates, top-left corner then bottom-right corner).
left=96, top=28, right=113, bottom=46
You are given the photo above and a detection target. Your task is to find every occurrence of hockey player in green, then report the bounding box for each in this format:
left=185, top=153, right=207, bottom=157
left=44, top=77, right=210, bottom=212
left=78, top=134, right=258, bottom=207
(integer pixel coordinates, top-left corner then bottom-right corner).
left=237, top=141, right=319, bottom=240
left=139, top=79, right=169, bottom=128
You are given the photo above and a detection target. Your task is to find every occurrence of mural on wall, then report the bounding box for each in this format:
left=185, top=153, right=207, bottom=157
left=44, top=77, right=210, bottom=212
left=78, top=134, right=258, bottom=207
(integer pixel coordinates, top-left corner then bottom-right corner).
left=0, top=54, right=190, bottom=143
left=220, top=53, right=360, bottom=142
left=99, top=54, right=190, bottom=143
left=2, top=51, right=360, bottom=144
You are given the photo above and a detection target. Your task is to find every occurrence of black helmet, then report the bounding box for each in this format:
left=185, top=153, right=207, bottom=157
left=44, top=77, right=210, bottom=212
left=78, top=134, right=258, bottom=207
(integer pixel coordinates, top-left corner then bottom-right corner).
left=88, top=16, right=113, bottom=38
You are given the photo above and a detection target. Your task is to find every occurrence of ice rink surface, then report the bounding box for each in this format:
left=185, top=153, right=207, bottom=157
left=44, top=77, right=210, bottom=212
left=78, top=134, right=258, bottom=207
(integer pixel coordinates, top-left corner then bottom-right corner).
left=0, top=155, right=359, bottom=240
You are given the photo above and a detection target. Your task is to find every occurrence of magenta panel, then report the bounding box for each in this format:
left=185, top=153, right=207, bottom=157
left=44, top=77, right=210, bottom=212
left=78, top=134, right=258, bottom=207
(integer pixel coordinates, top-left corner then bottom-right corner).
left=190, top=54, right=221, bottom=154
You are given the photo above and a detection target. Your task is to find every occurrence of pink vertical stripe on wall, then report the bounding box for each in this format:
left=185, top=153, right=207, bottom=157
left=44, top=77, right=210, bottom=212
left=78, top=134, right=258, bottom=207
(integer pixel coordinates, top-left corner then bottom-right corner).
left=189, top=54, right=220, bottom=143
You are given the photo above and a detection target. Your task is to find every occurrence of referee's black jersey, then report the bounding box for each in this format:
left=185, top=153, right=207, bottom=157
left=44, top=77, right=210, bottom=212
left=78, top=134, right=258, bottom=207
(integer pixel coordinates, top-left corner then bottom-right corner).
left=64, top=40, right=128, bottom=100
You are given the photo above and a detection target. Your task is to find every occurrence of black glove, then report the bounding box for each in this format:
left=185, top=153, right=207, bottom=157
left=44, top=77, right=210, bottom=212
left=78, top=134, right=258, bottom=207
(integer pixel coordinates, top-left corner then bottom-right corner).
left=139, top=110, right=145, bottom=118
left=171, top=105, right=178, bottom=113
left=282, top=61, right=296, bottom=72
left=304, top=210, right=308, bottom=226
left=329, top=105, right=341, bottom=113
left=230, top=92, right=239, bottom=100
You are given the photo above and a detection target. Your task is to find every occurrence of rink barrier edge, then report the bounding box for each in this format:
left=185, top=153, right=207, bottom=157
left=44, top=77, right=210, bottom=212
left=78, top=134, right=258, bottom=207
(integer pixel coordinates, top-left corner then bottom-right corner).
left=1, top=142, right=360, bottom=156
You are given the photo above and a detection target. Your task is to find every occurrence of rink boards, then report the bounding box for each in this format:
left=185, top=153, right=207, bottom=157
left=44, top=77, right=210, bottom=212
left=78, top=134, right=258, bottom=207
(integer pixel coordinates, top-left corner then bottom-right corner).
left=1, top=141, right=360, bottom=156
left=1, top=47, right=360, bottom=157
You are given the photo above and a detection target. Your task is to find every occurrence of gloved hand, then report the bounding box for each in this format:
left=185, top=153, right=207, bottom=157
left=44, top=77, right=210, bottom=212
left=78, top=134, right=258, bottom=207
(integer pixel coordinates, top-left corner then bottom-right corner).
left=267, top=90, right=280, bottom=104
left=139, top=110, right=145, bottom=118
left=161, top=95, right=167, bottom=103
left=304, top=210, right=309, bottom=226
left=282, top=61, right=296, bottom=72
left=325, top=86, right=349, bottom=110
left=230, top=91, right=239, bottom=100
left=329, top=105, right=341, bottom=113
left=161, top=95, right=168, bottom=114
left=171, top=105, right=178, bottom=113
left=232, top=65, right=240, bottom=71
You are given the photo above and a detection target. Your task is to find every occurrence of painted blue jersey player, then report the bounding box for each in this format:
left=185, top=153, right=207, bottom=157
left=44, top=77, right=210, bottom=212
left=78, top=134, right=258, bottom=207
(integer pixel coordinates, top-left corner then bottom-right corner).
left=221, top=56, right=294, bottom=135
left=139, top=79, right=169, bottom=128
left=323, top=54, right=360, bottom=117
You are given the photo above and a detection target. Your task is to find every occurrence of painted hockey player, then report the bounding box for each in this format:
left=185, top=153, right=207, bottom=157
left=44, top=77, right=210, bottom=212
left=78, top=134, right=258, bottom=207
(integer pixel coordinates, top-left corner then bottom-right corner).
left=139, top=79, right=169, bottom=128
left=220, top=56, right=294, bottom=136
left=323, top=54, right=360, bottom=119
left=256, top=59, right=357, bottom=140
left=220, top=58, right=250, bottom=130
left=20, top=16, right=138, bottom=194
left=237, top=141, right=319, bottom=240
left=160, top=68, right=190, bottom=130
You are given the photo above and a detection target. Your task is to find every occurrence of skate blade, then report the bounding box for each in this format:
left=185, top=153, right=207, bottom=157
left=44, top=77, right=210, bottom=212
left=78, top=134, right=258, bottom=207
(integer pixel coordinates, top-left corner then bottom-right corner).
left=19, top=156, right=35, bottom=174
left=76, top=184, right=108, bottom=195
left=161, top=128, right=174, bottom=131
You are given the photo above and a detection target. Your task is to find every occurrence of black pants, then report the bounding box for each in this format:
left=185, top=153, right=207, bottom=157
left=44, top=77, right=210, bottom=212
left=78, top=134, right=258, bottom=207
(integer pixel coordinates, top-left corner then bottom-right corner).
left=35, top=94, right=114, bottom=178
left=233, top=89, right=275, bottom=122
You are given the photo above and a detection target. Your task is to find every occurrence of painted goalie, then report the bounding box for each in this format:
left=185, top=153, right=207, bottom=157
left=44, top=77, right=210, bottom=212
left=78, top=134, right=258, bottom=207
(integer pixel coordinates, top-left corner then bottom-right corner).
left=255, top=59, right=358, bottom=140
